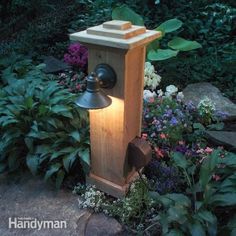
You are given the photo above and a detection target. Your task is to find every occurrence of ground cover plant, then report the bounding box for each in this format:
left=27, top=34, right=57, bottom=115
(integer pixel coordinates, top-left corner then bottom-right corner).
left=0, top=57, right=90, bottom=188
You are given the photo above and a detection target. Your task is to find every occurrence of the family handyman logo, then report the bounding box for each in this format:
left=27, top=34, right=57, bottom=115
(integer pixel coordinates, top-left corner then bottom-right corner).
left=8, top=217, right=67, bottom=230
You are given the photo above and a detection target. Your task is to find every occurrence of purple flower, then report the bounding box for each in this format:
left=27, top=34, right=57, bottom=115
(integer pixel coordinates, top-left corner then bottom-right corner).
left=170, top=117, right=178, bottom=126
left=64, top=43, right=88, bottom=69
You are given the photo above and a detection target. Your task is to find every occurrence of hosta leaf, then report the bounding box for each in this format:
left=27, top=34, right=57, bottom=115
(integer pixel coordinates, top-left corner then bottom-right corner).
left=168, top=37, right=202, bottom=51
left=63, top=151, right=78, bottom=172
left=24, top=137, right=33, bottom=151
left=78, top=148, right=90, bottom=174
left=166, top=230, right=184, bottom=236
left=56, top=170, right=65, bottom=189
left=156, top=18, right=183, bottom=33
left=172, top=152, right=188, bottom=169
left=195, top=210, right=217, bottom=225
left=167, top=193, right=191, bottom=207
left=211, top=193, right=236, bottom=206
left=24, top=97, right=34, bottom=109
left=112, top=5, right=144, bottom=26
left=1, top=117, right=18, bottom=127
left=44, top=163, right=61, bottom=181
left=78, top=148, right=90, bottom=167
left=26, top=154, right=39, bottom=175
left=70, top=131, right=81, bottom=142
left=51, top=105, right=73, bottom=118
left=148, top=49, right=178, bottom=61
left=189, top=221, right=206, bottom=236
left=167, top=206, right=188, bottom=223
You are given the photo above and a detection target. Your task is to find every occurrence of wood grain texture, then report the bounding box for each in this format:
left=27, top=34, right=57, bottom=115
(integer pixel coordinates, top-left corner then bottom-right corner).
left=86, top=44, right=146, bottom=187
left=87, top=25, right=146, bottom=39
left=70, top=29, right=161, bottom=49
left=70, top=21, right=161, bottom=197
left=103, top=20, right=132, bottom=30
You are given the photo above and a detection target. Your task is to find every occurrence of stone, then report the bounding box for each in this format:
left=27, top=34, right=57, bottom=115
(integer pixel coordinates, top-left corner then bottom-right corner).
left=183, top=82, right=236, bottom=121
left=85, top=213, right=123, bottom=236
left=0, top=171, right=123, bottom=236
left=205, top=131, right=236, bottom=151
left=43, top=56, right=71, bottom=74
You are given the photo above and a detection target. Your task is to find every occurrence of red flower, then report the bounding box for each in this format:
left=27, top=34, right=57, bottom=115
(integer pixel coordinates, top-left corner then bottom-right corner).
left=212, top=174, right=220, bottom=181
left=155, top=147, right=164, bottom=158
left=160, top=133, right=167, bottom=139
left=142, top=133, right=148, bottom=140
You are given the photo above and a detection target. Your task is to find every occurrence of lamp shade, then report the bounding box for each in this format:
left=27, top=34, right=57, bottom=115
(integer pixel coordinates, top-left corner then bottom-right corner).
left=75, top=72, right=112, bottom=109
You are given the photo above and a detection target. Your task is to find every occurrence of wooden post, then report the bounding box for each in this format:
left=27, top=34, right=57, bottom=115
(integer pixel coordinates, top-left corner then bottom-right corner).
left=70, top=20, right=161, bottom=198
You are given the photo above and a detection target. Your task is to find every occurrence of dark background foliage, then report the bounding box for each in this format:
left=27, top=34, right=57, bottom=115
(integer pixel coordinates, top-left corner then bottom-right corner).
left=0, top=0, right=235, bottom=98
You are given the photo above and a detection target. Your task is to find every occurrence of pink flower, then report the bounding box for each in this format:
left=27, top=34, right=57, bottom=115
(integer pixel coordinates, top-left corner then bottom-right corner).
left=155, top=147, right=164, bottom=158
left=212, top=174, right=220, bottom=181
left=149, top=97, right=155, bottom=103
left=142, top=133, right=148, bottom=140
left=76, top=84, right=81, bottom=90
left=196, top=148, right=204, bottom=154
left=205, top=147, right=213, bottom=154
left=160, top=133, right=167, bottom=139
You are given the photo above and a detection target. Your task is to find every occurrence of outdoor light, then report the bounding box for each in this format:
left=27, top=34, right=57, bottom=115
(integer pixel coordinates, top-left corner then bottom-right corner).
left=70, top=20, right=161, bottom=198
left=75, top=64, right=116, bottom=109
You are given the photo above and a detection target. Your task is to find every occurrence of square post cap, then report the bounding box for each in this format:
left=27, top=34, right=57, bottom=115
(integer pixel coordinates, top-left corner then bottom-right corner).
left=70, top=20, right=161, bottom=49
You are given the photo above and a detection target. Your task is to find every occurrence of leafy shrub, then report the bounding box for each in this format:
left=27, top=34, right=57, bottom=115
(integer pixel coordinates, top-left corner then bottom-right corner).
left=149, top=149, right=236, bottom=235
left=112, top=5, right=201, bottom=61
left=0, top=63, right=89, bottom=188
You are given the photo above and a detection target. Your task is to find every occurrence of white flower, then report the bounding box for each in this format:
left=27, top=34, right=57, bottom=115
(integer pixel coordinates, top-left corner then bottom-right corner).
left=176, top=91, right=184, bottom=101
left=197, top=96, right=216, bottom=113
left=143, top=90, right=157, bottom=101
left=157, top=89, right=163, bottom=97
left=165, top=85, right=178, bottom=97
left=144, top=62, right=161, bottom=90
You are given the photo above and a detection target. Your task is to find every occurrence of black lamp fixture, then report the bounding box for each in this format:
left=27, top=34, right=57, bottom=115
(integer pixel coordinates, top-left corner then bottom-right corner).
left=75, top=64, right=116, bottom=109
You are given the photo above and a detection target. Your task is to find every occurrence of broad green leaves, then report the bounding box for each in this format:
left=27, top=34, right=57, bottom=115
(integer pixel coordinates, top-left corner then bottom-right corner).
left=168, top=37, right=202, bottom=51
left=148, top=49, right=179, bottom=61
left=111, top=6, right=201, bottom=61
left=156, top=18, right=183, bottom=33
left=0, top=62, right=90, bottom=188
left=112, top=5, right=144, bottom=26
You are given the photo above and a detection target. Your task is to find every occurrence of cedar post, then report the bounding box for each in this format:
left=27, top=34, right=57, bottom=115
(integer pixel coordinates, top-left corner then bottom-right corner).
left=70, top=20, right=161, bottom=198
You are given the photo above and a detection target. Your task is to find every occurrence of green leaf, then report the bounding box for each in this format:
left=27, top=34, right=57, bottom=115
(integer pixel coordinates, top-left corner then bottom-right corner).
left=196, top=210, right=217, bottom=225
left=148, top=49, right=178, bottom=61
left=112, top=5, right=144, bottom=26
left=211, top=193, right=236, bottom=206
left=189, top=221, right=206, bottom=236
left=24, top=97, right=34, bottom=109
left=70, top=131, right=81, bottom=142
left=166, top=229, right=184, bottom=236
left=147, top=39, right=160, bottom=54
left=44, top=163, right=61, bottom=181
left=26, top=154, right=39, bottom=175
left=167, top=193, right=191, bottom=207
left=79, top=148, right=90, bottom=173
left=172, top=152, right=188, bottom=169
left=168, top=37, right=202, bottom=51
left=167, top=206, right=188, bottom=223
left=24, top=137, right=33, bottom=151
left=156, top=18, right=183, bottom=33
left=63, top=151, right=78, bottom=172
left=55, top=170, right=65, bottom=189
left=193, top=123, right=205, bottom=131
